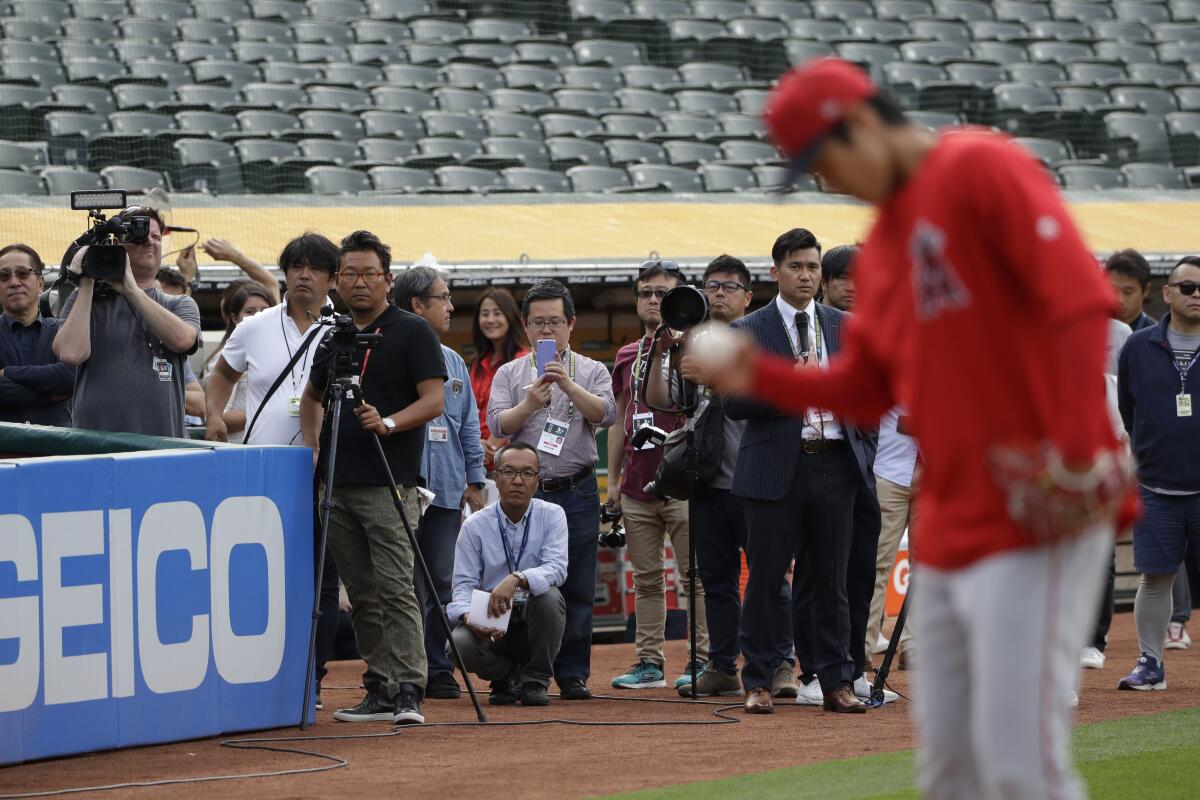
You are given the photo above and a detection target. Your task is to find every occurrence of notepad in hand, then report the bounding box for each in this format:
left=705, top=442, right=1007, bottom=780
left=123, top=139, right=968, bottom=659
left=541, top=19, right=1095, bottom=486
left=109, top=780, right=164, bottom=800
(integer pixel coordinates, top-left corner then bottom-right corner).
left=469, top=588, right=511, bottom=632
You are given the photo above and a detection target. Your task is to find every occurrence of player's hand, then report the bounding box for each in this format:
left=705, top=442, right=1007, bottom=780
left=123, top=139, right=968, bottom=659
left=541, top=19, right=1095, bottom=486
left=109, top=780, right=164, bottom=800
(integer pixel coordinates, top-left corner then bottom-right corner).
left=522, top=379, right=552, bottom=410
left=488, top=575, right=518, bottom=619
left=205, top=416, right=229, bottom=443
left=988, top=442, right=1134, bottom=544
left=683, top=322, right=757, bottom=395
left=355, top=402, right=388, bottom=435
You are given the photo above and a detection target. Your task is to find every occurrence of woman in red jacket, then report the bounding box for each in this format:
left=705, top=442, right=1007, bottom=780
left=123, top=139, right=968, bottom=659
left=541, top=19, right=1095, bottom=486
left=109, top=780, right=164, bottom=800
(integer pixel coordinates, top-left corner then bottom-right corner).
left=469, top=287, right=528, bottom=466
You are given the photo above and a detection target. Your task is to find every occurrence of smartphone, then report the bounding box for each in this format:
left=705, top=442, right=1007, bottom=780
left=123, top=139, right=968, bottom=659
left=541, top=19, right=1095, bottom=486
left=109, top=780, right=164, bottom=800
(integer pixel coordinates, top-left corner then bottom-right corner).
left=535, top=338, right=557, bottom=378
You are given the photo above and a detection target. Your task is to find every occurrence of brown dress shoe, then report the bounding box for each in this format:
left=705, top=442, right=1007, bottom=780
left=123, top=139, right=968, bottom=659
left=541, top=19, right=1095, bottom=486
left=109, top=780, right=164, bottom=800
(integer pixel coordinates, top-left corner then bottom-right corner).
left=744, top=687, right=774, bottom=714
left=823, top=682, right=867, bottom=714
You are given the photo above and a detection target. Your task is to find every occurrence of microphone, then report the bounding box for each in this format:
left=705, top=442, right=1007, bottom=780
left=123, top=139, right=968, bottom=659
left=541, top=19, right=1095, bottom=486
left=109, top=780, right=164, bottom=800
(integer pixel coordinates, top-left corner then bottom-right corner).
left=165, top=225, right=198, bottom=233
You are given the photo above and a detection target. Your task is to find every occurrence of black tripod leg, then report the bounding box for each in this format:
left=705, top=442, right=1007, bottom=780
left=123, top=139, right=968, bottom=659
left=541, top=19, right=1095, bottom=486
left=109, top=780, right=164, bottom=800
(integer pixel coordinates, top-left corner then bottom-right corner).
left=868, top=588, right=910, bottom=709
left=367, top=433, right=488, bottom=724
left=300, top=391, right=344, bottom=730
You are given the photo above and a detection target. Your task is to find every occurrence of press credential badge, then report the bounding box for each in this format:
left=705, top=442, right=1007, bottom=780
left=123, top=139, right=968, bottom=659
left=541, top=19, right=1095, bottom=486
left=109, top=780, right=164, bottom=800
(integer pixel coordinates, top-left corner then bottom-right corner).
left=537, top=417, right=569, bottom=456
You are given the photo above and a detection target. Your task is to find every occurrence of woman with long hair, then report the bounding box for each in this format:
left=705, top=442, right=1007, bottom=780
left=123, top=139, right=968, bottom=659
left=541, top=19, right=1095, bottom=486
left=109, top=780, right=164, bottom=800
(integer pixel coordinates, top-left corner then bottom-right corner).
left=469, top=287, right=529, bottom=464
left=205, top=281, right=275, bottom=443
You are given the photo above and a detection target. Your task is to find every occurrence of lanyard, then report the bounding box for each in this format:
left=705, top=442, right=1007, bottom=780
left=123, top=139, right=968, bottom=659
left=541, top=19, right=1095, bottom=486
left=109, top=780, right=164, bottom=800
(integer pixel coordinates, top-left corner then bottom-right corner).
left=358, top=326, right=382, bottom=382
left=529, top=349, right=577, bottom=421
left=279, top=308, right=313, bottom=396
left=1173, top=346, right=1200, bottom=394
left=494, top=503, right=532, bottom=574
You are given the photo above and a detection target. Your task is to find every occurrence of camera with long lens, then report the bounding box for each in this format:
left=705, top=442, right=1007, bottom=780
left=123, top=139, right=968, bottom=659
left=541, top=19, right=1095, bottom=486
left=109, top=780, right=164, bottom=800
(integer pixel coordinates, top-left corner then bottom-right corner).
left=598, top=503, right=626, bottom=548
left=639, top=284, right=709, bottom=416
left=66, top=190, right=151, bottom=283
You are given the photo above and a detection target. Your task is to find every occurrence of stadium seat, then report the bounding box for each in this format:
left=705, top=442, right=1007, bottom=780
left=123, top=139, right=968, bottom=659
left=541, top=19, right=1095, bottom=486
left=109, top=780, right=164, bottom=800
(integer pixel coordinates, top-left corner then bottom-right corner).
left=553, top=89, right=621, bottom=115
left=73, top=1, right=128, bottom=20
left=1119, top=162, right=1188, bottom=189
left=306, top=86, right=372, bottom=112
left=812, top=0, right=873, bottom=19
left=502, top=167, right=571, bottom=192
left=118, top=19, right=178, bottom=44
left=628, top=163, right=703, bottom=192
left=232, top=41, right=295, bottom=63
left=309, top=0, right=366, bottom=18
left=409, top=136, right=483, bottom=167
left=483, top=111, right=544, bottom=139
left=675, top=90, right=739, bottom=115
left=292, top=20, right=355, bottom=47
left=358, top=138, right=418, bottom=164
left=603, top=114, right=665, bottom=138
left=566, top=164, right=630, bottom=191
left=7, top=0, right=70, bottom=21
left=52, top=85, right=117, bottom=118
left=1007, top=63, right=1067, bottom=85
left=1, top=18, right=62, bottom=42
left=502, top=65, right=564, bottom=92
left=1167, top=111, right=1200, bottom=165
left=235, top=138, right=303, bottom=191
left=933, top=0, right=993, bottom=21
left=130, top=0, right=191, bottom=19
left=372, top=87, right=438, bottom=113
left=59, top=43, right=118, bottom=63
left=191, top=60, right=263, bottom=90
left=1, top=59, right=66, bottom=88
left=1055, top=2, right=1115, bottom=24
left=435, top=166, right=505, bottom=192
left=719, top=112, right=764, bottom=138
left=411, top=18, right=469, bottom=41
left=323, top=64, right=385, bottom=87
left=1116, top=2, right=1172, bottom=24
left=900, top=42, right=973, bottom=65
left=100, top=165, right=169, bottom=192
left=726, top=17, right=790, bottom=43
left=176, top=110, right=241, bottom=137
left=515, top=42, right=577, bottom=67
left=1014, top=137, right=1075, bottom=167
left=1028, top=42, right=1094, bottom=64
left=179, top=20, right=238, bottom=46
left=607, top=139, right=667, bottom=166
left=835, top=43, right=901, bottom=82
left=561, top=65, right=624, bottom=93
left=349, top=44, right=404, bottom=65
left=490, top=89, right=557, bottom=115
left=969, top=20, right=1029, bottom=41
left=468, top=18, right=533, bottom=42
left=574, top=40, right=645, bottom=68
left=1029, top=20, right=1091, bottom=41
left=403, top=43, right=458, bottom=65
left=907, top=111, right=960, bottom=131
left=194, top=0, right=252, bottom=22
left=1104, top=112, right=1172, bottom=164
left=784, top=40, right=836, bottom=66
left=1090, top=20, right=1154, bottom=44
left=616, top=88, right=677, bottom=114
left=542, top=115, right=606, bottom=139
left=298, top=110, right=365, bottom=142
left=368, top=165, right=436, bottom=192
left=236, top=109, right=303, bottom=138
left=241, top=83, right=308, bottom=110
left=235, top=20, right=293, bottom=43
left=909, top=19, right=970, bottom=43
left=113, top=85, right=173, bottom=112
left=62, top=19, right=113, bottom=44
left=297, top=138, right=361, bottom=166
left=548, top=137, right=611, bottom=168
left=0, top=140, right=47, bottom=172
left=656, top=112, right=722, bottom=140
left=1110, top=86, right=1179, bottom=117
left=306, top=165, right=370, bottom=193
left=40, top=166, right=104, bottom=194
left=876, top=1, right=934, bottom=20
left=1058, top=164, right=1126, bottom=189
left=699, top=163, right=755, bottom=192
left=442, top=64, right=506, bottom=93
left=176, top=42, right=235, bottom=63
left=0, top=169, right=46, bottom=194
left=663, top=140, right=721, bottom=167
left=44, top=111, right=108, bottom=165
left=992, top=83, right=1058, bottom=136
left=695, top=0, right=754, bottom=20
left=0, top=41, right=56, bottom=62
left=354, top=21, right=411, bottom=45
left=630, top=0, right=689, bottom=20
left=365, top=0, right=433, bottom=18
left=173, top=137, right=244, bottom=193
left=261, top=62, right=325, bottom=84
left=621, top=64, right=682, bottom=90
left=1096, top=41, right=1158, bottom=64
left=973, top=42, right=1029, bottom=64
left=1127, top=63, right=1190, bottom=86
left=718, top=140, right=780, bottom=166
left=294, top=44, right=350, bottom=64
left=250, top=0, right=304, bottom=20
left=434, top=88, right=492, bottom=113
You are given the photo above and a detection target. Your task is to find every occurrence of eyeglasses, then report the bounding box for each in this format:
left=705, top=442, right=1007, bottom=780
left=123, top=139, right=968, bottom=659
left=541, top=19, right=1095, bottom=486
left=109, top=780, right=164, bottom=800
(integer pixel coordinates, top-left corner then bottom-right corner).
left=0, top=267, right=38, bottom=282
left=496, top=467, right=538, bottom=481
left=639, top=259, right=681, bottom=275
left=635, top=287, right=671, bottom=300
left=421, top=292, right=453, bottom=304
left=527, top=317, right=568, bottom=330
left=1169, top=280, right=1199, bottom=296
left=338, top=270, right=386, bottom=285
left=703, top=280, right=746, bottom=294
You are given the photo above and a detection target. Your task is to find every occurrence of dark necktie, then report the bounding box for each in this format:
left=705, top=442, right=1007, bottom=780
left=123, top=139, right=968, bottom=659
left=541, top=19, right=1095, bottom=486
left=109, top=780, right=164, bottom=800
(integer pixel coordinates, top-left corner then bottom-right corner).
left=795, top=311, right=810, bottom=363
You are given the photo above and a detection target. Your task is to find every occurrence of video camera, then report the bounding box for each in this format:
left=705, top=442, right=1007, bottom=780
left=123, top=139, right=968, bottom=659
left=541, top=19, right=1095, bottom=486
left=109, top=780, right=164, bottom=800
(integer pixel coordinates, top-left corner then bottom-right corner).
left=67, top=190, right=151, bottom=283
left=598, top=503, right=626, bottom=548
left=315, top=305, right=383, bottom=388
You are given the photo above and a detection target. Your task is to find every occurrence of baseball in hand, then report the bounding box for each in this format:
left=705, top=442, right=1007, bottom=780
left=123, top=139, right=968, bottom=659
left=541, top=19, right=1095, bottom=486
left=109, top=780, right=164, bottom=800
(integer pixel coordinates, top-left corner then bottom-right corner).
left=685, top=322, right=755, bottom=393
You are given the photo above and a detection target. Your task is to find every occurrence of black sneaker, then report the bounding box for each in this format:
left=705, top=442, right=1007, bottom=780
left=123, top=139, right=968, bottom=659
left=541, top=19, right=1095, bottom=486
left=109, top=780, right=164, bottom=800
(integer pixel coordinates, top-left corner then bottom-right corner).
left=558, top=677, right=592, bottom=700
left=333, top=692, right=394, bottom=722
left=392, top=684, right=424, bottom=725
left=519, top=683, right=550, bottom=707
left=426, top=671, right=461, bottom=700
left=489, top=679, right=518, bottom=706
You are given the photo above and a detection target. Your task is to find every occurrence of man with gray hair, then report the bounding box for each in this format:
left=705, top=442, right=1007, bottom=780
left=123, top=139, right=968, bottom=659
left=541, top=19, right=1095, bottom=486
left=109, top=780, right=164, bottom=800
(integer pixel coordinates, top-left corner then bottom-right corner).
left=395, top=265, right=487, bottom=700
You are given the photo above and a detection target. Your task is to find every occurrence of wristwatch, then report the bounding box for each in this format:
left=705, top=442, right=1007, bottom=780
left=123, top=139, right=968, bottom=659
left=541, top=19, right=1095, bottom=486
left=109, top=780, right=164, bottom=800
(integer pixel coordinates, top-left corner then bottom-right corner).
left=512, top=571, right=526, bottom=587
left=381, top=417, right=396, bottom=435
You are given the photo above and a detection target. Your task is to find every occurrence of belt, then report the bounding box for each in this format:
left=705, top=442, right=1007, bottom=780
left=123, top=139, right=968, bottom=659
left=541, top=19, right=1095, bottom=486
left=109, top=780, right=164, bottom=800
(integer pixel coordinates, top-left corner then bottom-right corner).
left=539, top=466, right=595, bottom=493
left=800, top=438, right=848, bottom=455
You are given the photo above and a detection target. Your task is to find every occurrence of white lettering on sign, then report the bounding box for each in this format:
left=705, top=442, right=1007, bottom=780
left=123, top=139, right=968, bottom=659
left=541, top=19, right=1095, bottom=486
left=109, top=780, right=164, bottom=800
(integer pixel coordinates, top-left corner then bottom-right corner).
left=891, top=557, right=911, bottom=595
left=0, top=497, right=289, bottom=714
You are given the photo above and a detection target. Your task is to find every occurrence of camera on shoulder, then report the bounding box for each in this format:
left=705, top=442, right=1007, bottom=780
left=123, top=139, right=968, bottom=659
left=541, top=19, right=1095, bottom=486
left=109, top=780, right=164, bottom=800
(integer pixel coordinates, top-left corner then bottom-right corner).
left=66, top=190, right=151, bottom=283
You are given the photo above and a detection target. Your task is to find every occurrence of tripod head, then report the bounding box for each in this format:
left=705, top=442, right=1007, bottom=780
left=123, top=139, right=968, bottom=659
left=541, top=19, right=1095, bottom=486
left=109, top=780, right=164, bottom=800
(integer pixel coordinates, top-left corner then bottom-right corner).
left=315, top=305, right=382, bottom=400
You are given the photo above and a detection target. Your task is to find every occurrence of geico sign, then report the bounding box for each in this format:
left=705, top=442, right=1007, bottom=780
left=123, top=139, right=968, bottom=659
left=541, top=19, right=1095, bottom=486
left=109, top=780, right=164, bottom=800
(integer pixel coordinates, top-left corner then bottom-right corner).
left=0, top=497, right=286, bottom=713
left=891, top=557, right=910, bottom=595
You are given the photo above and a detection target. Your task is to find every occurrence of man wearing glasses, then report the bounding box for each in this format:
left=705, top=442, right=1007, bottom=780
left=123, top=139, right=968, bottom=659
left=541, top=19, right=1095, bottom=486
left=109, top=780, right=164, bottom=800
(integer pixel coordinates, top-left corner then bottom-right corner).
left=1116, top=255, right=1200, bottom=692
left=449, top=442, right=568, bottom=707
left=0, top=243, right=74, bottom=427
left=608, top=259, right=709, bottom=692
left=488, top=278, right=617, bottom=700
left=394, top=265, right=487, bottom=701
left=301, top=230, right=447, bottom=726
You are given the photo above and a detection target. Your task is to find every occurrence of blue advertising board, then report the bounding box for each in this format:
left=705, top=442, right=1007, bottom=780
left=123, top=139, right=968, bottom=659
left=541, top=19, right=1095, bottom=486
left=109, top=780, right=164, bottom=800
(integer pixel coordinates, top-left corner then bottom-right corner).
left=0, top=445, right=314, bottom=765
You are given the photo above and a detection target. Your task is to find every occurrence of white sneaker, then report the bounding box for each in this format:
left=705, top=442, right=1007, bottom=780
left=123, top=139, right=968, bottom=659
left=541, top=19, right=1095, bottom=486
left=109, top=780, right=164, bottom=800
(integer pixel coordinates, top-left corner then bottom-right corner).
left=872, top=633, right=890, bottom=655
left=1080, top=646, right=1106, bottom=670
left=1070, top=690, right=1079, bottom=708
left=853, top=675, right=899, bottom=704
left=795, top=678, right=824, bottom=706
left=1165, top=622, right=1191, bottom=650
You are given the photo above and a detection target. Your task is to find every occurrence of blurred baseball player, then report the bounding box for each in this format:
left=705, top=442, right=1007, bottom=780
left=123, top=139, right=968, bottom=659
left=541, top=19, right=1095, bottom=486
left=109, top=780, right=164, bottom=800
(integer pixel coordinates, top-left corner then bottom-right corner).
left=687, top=59, right=1133, bottom=799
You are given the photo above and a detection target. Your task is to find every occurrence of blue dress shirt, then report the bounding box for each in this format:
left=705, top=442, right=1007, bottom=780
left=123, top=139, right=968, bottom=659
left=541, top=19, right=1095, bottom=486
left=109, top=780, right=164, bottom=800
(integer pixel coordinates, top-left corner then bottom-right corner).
left=420, top=344, right=486, bottom=508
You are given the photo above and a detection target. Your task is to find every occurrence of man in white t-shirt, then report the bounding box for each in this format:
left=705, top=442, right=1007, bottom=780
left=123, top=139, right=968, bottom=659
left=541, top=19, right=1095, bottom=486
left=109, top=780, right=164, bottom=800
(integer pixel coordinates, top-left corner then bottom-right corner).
left=202, top=231, right=340, bottom=707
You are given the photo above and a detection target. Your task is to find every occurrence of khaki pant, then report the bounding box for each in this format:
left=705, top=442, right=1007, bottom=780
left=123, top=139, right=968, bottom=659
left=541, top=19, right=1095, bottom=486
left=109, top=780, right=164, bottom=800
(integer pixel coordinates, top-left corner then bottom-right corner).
left=622, top=494, right=709, bottom=667
left=326, top=483, right=427, bottom=698
left=867, top=475, right=915, bottom=657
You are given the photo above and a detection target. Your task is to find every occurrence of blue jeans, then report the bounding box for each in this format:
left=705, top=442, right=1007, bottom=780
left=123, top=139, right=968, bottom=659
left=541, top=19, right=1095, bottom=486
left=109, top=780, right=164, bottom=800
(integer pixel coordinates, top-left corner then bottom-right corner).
left=537, top=472, right=600, bottom=683
left=415, top=505, right=461, bottom=677
left=693, top=487, right=792, bottom=674
left=1132, top=488, right=1200, bottom=576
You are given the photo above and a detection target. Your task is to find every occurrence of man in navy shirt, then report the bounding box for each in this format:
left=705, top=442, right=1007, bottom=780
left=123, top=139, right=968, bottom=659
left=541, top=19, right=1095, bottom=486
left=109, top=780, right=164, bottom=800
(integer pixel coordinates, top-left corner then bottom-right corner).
left=0, top=244, right=74, bottom=426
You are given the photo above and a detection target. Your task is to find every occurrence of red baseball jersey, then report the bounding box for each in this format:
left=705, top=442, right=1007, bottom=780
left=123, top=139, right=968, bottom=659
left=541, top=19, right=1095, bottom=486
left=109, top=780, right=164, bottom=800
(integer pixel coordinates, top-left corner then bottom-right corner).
left=751, top=129, right=1119, bottom=569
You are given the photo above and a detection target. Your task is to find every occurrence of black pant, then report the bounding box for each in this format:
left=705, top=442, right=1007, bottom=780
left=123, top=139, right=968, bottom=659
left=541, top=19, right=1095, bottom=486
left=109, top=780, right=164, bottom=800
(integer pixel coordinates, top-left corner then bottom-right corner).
left=741, top=447, right=859, bottom=693
left=848, top=487, right=881, bottom=676
left=693, top=487, right=792, bottom=675
left=1090, top=546, right=1117, bottom=652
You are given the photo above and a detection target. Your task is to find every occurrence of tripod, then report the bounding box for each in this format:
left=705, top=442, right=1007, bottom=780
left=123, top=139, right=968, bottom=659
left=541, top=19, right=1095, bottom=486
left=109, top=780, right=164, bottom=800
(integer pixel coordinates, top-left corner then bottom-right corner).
left=865, top=589, right=910, bottom=709
left=299, top=368, right=487, bottom=729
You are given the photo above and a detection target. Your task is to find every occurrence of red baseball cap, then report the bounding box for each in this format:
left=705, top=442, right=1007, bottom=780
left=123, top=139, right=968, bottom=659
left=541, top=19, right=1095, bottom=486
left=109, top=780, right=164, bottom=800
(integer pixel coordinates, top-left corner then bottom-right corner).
left=764, top=58, right=878, bottom=184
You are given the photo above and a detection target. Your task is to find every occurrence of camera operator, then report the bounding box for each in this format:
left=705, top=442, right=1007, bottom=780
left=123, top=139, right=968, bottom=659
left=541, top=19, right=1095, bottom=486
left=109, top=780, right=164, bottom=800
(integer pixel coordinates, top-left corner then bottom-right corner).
left=394, top=265, right=487, bottom=701
left=607, top=259, right=708, bottom=692
left=300, top=230, right=447, bottom=726
left=0, top=244, right=75, bottom=427
left=448, top=442, right=568, bottom=707
left=53, top=206, right=200, bottom=438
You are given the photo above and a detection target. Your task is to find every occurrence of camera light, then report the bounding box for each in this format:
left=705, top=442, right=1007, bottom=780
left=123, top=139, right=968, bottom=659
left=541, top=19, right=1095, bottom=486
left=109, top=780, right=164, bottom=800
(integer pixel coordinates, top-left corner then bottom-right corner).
left=71, top=190, right=128, bottom=211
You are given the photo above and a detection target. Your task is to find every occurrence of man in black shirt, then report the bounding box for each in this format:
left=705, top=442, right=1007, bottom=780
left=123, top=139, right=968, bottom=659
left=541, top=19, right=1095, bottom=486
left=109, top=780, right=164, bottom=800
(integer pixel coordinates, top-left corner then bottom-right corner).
left=301, top=230, right=447, bottom=726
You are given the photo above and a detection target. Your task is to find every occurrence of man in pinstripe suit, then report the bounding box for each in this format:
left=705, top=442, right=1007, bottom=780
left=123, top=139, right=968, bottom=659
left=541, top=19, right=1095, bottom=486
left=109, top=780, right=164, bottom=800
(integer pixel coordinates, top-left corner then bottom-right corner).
left=727, top=228, right=878, bottom=715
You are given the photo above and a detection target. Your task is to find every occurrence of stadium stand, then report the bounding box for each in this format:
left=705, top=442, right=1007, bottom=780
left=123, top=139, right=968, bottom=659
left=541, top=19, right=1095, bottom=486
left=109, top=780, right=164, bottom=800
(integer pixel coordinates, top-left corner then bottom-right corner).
left=0, top=0, right=1197, bottom=196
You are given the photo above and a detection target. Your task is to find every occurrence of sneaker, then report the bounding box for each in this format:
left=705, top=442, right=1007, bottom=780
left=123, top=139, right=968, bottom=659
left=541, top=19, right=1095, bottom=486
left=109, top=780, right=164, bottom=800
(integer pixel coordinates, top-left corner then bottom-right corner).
left=682, top=665, right=742, bottom=697
left=1117, top=654, right=1167, bottom=691
left=519, top=683, right=550, bottom=707
left=489, top=675, right=519, bottom=705
left=559, top=677, right=592, bottom=700
left=426, top=671, right=462, bottom=700
left=1165, top=622, right=1191, bottom=651
left=795, top=678, right=824, bottom=706
left=872, top=633, right=890, bottom=655
left=392, top=685, right=424, bottom=725
left=333, top=692, right=394, bottom=722
left=1080, top=646, right=1106, bottom=670
left=853, top=675, right=898, bottom=704
left=1070, top=690, right=1079, bottom=708
left=771, top=662, right=799, bottom=699
left=673, top=660, right=707, bottom=690
left=612, top=661, right=666, bottom=689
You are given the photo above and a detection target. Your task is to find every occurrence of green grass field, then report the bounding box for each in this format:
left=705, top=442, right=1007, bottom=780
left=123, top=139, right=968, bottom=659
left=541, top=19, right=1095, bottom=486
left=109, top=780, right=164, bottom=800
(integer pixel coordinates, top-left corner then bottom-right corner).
left=603, top=707, right=1200, bottom=800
